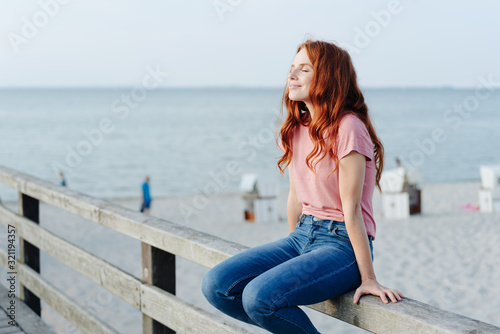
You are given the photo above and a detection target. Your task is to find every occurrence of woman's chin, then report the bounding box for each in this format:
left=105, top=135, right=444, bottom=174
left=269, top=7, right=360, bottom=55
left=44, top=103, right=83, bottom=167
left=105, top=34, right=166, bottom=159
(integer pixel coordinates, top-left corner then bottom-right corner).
left=288, top=94, right=302, bottom=102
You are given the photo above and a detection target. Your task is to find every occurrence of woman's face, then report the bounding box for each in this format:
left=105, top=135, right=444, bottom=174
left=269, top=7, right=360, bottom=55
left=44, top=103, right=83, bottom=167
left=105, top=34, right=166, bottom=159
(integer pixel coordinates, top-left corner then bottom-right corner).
left=288, top=48, right=313, bottom=104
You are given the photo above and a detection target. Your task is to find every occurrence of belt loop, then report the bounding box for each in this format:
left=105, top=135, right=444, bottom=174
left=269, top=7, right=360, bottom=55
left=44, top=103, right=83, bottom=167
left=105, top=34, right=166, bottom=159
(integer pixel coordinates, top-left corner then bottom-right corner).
left=327, top=221, right=334, bottom=232
left=297, top=214, right=303, bottom=227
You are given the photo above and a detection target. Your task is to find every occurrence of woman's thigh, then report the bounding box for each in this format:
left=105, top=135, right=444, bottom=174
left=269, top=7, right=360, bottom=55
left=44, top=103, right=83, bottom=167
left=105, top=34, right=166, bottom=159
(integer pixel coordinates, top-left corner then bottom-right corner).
left=204, top=236, right=300, bottom=296
left=242, top=244, right=362, bottom=310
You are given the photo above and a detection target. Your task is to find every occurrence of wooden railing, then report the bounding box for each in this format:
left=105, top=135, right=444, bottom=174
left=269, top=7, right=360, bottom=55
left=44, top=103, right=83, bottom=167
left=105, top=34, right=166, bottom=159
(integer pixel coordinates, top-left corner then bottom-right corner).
left=0, top=165, right=499, bottom=334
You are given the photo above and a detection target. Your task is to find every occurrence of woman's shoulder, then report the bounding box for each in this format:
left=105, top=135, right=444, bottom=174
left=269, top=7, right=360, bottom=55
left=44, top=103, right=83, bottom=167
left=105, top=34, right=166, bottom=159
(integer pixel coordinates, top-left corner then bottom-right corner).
left=338, top=112, right=368, bottom=133
left=336, top=112, right=374, bottom=159
left=339, top=112, right=362, bottom=126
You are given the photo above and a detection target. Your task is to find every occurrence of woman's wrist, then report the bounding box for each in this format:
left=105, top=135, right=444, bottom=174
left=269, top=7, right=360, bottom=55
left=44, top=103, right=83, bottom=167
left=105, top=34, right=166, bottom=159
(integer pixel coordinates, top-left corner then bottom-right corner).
left=361, top=275, right=377, bottom=283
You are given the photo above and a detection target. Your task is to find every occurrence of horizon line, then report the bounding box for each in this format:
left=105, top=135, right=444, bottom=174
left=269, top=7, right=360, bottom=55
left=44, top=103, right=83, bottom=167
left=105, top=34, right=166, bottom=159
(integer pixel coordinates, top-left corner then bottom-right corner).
left=0, top=85, right=482, bottom=90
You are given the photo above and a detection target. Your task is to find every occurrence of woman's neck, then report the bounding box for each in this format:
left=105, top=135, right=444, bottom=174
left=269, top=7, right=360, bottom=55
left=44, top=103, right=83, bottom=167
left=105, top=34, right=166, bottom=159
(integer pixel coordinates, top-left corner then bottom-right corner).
left=304, top=102, right=315, bottom=119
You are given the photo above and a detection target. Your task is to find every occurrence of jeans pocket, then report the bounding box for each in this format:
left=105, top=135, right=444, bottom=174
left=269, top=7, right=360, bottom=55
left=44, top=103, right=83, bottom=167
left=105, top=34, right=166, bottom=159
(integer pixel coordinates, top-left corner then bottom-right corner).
left=331, top=227, right=350, bottom=242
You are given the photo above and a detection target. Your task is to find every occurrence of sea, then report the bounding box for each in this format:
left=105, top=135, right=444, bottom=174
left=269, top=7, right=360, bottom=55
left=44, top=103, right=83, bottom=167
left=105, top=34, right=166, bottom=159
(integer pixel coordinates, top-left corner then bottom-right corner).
left=0, top=87, right=499, bottom=202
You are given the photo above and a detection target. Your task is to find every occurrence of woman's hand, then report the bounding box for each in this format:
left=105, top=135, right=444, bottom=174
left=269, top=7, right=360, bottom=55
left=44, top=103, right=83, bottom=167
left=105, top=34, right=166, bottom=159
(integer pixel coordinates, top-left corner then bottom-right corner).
left=353, top=278, right=405, bottom=304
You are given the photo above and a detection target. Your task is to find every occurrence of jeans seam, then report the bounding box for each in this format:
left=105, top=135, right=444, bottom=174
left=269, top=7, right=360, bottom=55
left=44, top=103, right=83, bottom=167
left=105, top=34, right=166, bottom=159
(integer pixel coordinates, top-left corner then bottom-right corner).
left=301, top=242, right=312, bottom=255
left=331, top=227, right=350, bottom=242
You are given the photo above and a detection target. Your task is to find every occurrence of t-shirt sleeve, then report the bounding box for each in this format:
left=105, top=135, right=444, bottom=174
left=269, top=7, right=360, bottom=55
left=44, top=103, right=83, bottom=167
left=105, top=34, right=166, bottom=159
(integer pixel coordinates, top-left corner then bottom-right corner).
left=336, top=115, right=374, bottom=161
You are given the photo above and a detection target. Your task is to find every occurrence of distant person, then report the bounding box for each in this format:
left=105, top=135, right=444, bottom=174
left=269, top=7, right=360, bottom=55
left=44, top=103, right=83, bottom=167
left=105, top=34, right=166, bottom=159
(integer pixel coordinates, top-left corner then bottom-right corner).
left=140, top=176, right=151, bottom=213
left=202, top=40, right=403, bottom=333
left=59, top=172, right=67, bottom=187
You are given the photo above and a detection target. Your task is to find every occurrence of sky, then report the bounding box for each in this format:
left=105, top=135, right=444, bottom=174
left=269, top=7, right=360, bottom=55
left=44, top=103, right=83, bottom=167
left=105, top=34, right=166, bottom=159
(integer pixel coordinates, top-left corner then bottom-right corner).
left=1, top=0, right=499, bottom=88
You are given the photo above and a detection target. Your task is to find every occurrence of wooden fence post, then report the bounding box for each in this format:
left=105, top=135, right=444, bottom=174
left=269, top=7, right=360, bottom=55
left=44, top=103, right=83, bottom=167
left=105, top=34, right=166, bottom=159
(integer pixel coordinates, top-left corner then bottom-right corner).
left=142, top=242, right=176, bottom=334
left=18, top=192, right=41, bottom=316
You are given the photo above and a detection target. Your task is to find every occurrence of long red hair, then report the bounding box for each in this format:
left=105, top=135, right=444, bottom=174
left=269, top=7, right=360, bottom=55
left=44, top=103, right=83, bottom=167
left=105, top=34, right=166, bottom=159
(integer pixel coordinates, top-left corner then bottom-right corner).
left=277, top=40, right=385, bottom=191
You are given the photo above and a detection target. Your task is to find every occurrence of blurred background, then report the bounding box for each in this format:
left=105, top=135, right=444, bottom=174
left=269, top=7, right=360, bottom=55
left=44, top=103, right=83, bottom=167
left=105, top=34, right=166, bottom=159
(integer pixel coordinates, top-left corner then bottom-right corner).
left=1, top=1, right=499, bottom=333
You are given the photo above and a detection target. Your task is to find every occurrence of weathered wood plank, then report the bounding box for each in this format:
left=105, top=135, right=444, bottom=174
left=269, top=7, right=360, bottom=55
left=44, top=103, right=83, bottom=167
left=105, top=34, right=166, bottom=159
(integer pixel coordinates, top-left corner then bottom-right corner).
left=0, top=282, right=56, bottom=334
left=1, top=248, right=253, bottom=334
left=0, top=252, right=7, bottom=270
left=0, top=165, right=247, bottom=269
left=141, top=243, right=155, bottom=334
left=0, top=204, right=141, bottom=310
left=309, top=290, right=500, bottom=334
left=141, top=284, right=252, bottom=334
left=0, top=251, right=118, bottom=334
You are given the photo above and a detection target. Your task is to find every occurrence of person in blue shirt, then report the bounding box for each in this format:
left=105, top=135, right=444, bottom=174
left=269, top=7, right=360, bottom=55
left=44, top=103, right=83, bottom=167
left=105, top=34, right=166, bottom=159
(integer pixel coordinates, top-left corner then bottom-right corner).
left=59, top=172, right=67, bottom=187
left=140, top=176, right=151, bottom=213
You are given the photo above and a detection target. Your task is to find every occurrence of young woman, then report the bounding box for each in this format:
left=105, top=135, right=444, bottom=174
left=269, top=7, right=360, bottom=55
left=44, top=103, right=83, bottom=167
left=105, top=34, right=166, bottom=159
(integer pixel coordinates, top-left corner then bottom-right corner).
left=202, top=40, right=404, bottom=334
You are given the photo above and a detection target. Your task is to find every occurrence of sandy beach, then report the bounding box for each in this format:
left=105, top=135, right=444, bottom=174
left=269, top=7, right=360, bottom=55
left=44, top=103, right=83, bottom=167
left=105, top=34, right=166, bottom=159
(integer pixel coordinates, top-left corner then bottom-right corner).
left=1, top=180, right=499, bottom=334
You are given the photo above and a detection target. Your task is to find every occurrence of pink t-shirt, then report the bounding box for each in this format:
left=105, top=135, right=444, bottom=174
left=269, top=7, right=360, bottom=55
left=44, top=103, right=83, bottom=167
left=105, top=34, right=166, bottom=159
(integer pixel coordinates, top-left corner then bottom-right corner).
left=279, top=113, right=377, bottom=239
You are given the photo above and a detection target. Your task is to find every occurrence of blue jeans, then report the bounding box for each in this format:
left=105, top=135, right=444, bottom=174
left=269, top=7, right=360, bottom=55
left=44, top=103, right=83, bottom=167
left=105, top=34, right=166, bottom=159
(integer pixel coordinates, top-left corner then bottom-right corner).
left=202, top=214, right=374, bottom=334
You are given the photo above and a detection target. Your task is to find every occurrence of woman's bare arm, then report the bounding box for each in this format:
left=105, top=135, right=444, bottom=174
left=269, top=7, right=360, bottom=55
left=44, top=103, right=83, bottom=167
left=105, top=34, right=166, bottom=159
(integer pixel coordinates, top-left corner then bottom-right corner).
left=287, top=162, right=302, bottom=232
left=339, top=151, right=405, bottom=304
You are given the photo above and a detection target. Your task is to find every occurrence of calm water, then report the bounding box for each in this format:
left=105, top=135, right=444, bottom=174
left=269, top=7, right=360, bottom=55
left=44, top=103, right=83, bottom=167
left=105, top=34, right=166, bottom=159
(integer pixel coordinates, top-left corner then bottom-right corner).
left=0, top=87, right=499, bottom=202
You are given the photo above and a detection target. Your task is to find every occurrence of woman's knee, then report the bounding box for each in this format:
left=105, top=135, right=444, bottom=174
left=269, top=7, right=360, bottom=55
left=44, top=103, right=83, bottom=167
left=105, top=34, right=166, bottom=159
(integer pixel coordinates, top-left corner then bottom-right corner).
left=202, top=263, right=244, bottom=301
left=201, top=267, right=223, bottom=303
left=242, top=279, right=275, bottom=321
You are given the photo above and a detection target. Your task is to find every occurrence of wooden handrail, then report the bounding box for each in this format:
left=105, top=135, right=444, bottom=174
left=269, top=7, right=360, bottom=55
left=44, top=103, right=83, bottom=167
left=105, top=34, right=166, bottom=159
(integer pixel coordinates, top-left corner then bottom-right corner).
left=0, top=165, right=499, bottom=334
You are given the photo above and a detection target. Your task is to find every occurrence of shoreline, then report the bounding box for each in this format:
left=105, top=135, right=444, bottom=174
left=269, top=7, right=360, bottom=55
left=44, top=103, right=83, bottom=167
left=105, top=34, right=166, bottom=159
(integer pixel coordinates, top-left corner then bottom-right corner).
left=0, top=178, right=483, bottom=205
